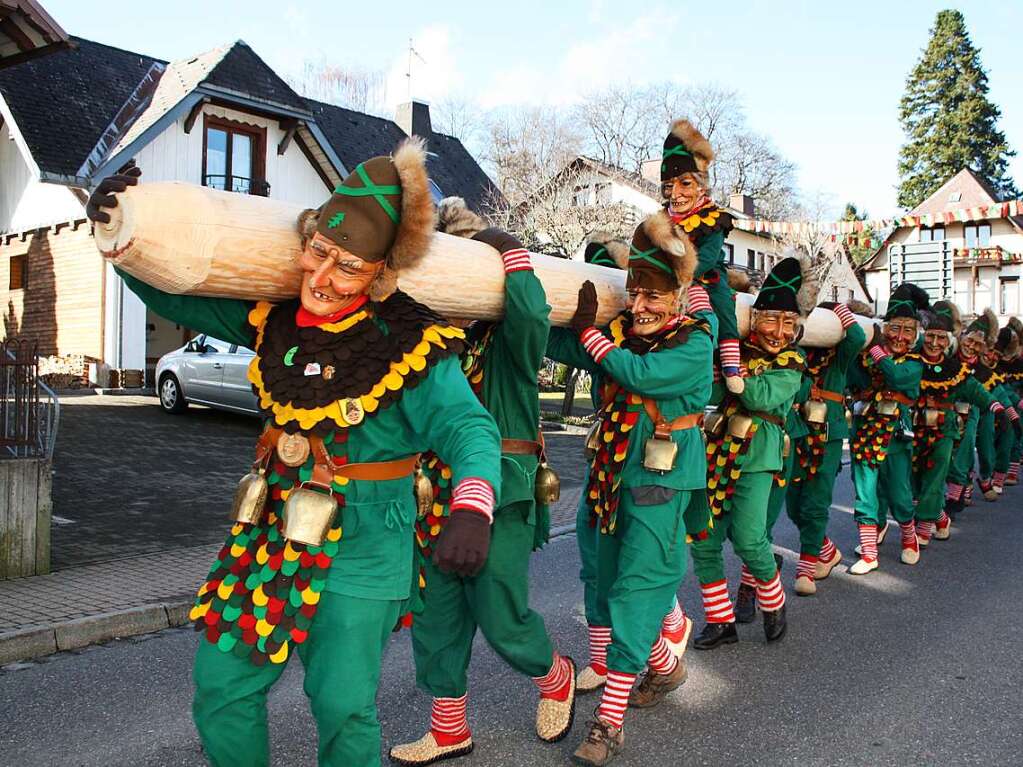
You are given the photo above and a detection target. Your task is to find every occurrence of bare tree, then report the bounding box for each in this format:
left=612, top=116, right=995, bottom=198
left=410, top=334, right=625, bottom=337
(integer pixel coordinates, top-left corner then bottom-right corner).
left=287, top=60, right=387, bottom=115
left=433, top=96, right=483, bottom=146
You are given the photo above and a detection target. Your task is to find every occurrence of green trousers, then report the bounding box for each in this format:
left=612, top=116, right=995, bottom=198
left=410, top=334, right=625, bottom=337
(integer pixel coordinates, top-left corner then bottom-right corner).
left=852, top=437, right=914, bottom=526
left=786, top=439, right=844, bottom=556
left=691, top=471, right=777, bottom=584
left=765, top=449, right=797, bottom=541
left=977, top=410, right=995, bottom=478
left=913, top=437, right=954, bottom=522
left=411, top=501, right=554, bottom=698
left=948, top=409, right=979, bottom=486
left=596, top=489, right=690, bottom=674
left=576, top=492, right=606, bottom=627
left=193, top=591, right=400, bottom=767
left=996, top=420, right=1013, bottom=474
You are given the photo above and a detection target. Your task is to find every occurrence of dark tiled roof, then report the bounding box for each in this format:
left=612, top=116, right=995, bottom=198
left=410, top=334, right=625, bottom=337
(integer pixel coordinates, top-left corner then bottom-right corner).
left=0, top=36, right=163, bottom=177
left=203, top=42, right=308, bottom=112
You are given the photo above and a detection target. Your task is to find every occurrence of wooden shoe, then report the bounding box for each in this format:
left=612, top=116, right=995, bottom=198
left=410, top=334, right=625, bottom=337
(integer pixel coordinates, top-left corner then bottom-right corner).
left=848, top=557, right=878, bottom=575
left=794, top=575, right=816, bottom=596
left=815, top=548, right=842, bottom=580
left=662, top=615, right=693, bottom=657
left=935, top=520, right=951, bottom=541
left=917, top=534, right=930, bottom=549
left=628, top=658, right=687, bottom=708
left=901, top=545, right=920, bottom=565
left=576, top=665, right=607, bottom=694
left=573, top=716, right=624, bottom=766
left=389, top=732, right=474, bottom=766
left=536, top=657, right=576, bottom=742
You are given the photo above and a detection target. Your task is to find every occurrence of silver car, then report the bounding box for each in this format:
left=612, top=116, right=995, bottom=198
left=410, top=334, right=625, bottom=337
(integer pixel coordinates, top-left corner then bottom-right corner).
left=155, top=335, right=259, bottom=415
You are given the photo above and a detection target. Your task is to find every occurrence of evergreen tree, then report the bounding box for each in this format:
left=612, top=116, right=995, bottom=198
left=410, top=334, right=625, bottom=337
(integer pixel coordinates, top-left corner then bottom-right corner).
left=842, top=203, right=876, bottom=266
left=897, top=10, right=1017, bottom=209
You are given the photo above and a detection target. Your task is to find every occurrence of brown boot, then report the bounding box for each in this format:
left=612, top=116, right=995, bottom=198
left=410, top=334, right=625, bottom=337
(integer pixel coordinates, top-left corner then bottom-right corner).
left=628, top=658, right=687, bottom=708
left=572, top=717, right=624, bottom=766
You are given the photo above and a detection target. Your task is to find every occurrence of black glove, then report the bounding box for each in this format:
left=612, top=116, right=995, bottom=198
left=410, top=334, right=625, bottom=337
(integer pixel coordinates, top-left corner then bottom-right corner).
left=471, top=227, right=523, bottom=255
left=868, top=325, right=885, bottom=352
left=432, top=511, right=491, bottom=577
left=995, top=409, right=1010, bottom=433
left=571, top=280, right=599, bottom=335
left=85, top=160, right=141, bottom=224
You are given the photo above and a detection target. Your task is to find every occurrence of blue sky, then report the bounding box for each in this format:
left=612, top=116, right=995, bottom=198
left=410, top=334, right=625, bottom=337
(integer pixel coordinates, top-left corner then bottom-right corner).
left=45, top=0, right=1022, bottom=218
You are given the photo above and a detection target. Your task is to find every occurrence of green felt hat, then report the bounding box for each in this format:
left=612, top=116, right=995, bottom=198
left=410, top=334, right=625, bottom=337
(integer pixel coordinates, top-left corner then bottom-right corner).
left=885, top=283, right=930, bottom=321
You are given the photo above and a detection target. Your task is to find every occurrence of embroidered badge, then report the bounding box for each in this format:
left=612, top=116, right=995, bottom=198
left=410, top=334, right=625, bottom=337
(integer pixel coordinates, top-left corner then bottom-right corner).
left=304, top=362, right=322, bottom=376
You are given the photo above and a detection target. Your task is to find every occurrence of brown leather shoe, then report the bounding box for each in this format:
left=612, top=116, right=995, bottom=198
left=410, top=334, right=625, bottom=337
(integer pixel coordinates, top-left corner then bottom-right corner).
left=572, top=717, right=624, bottom=766
left=628, top=658, right=687, bottom=708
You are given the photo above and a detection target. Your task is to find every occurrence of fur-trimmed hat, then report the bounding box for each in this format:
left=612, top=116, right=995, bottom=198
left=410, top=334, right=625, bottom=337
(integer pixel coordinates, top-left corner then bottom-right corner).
left=626, top=210, right=697, bottom=292
left=727, top=269, right=754, bottom=294
left=846, top=299, right=874, bottom=318
left=964, top=307, right=999, bottom=346
left=436, top=196, right=487, bottom=239
left=885, top=282, right=930, bottom=321
left=297, top=138, right=434, bottom=301
left=929, top=300, right=962, bottom=333
left=753, top=252, right=817, bottom=317
left=995, top=326, right=1020, bottom=357
left=583, top=231, right=629, bottom=270
left=661, top=119, right=714, bottom=183
left=1008, top=316, right=1023, bottom=345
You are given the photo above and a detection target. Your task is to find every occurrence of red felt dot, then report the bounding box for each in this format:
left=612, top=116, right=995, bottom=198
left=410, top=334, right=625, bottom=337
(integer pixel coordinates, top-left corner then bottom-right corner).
left=206, top=626, right=220, bottom=643
left=300, top=603, right=317, bottom=618
left=268, top=596, right=286, bottom=613
left=238, top=614, right=256, bottom=630
left=290, top=628, right=309, bottom=643
left=204, top=610, right=220, bottom=627
left=299, top=552, right=314, bottom=568
left=315, top=552, right=331, bottom=569
left=268, top=552, right=283, bottom=570
left=242, top=628, right=259, bottom=645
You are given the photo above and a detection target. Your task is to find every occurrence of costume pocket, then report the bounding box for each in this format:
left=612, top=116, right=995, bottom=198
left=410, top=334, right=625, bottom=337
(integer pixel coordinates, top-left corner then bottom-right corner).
left=335, top=498, right=415, bottom=599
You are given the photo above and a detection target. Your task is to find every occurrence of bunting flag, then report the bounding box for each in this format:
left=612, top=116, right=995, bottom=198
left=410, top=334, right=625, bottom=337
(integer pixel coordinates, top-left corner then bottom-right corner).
left=732, top=199, right=1023, bottom=238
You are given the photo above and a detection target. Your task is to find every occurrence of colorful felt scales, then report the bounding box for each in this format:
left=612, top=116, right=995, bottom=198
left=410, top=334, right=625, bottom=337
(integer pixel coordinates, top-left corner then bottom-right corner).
left=795, top=347, right=837, bottom=480
left=706, top=400, right=759, bottom=515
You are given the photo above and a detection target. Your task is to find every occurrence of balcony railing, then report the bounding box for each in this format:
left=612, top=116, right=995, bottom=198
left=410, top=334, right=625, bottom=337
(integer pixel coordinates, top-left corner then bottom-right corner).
left=953, top=245, right=1022, bottom=267
left=203, top=175, right=270, bottom=197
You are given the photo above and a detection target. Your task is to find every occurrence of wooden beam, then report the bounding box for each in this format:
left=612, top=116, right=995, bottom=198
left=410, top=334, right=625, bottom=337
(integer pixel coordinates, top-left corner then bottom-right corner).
left=183, top=98, right=208, bottom=134
left=0, top=16, right=33, bottom=52
left=277, top=118, right=299, bottom=156
left=293, top=131, right=335, bottom=191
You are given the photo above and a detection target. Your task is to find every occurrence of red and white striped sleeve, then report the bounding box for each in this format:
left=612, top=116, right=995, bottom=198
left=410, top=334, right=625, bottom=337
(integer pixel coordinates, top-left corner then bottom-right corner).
left=686, top=284, right=712, bottom=315
left=832, top=304, right=857, bottom=329
left=1008, top=406, right=1020, bottom=422
left=449, top=478, right=495, bottom=522
left=868, top=345, right=889, bottom=364
left=580, top=327, right=615, bottom=363
left=990, top=401, right=1005, bottom=414
left=501, top=248, right=532, bottom=273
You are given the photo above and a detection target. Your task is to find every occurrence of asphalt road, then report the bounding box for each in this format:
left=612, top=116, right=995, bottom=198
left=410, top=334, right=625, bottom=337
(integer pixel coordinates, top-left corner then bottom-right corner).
left=5, top=467, right=1023, bottom=766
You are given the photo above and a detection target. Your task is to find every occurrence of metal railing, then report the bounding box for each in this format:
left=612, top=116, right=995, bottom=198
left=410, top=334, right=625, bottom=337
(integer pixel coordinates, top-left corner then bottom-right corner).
left=1, top=339, right=60, bottom=459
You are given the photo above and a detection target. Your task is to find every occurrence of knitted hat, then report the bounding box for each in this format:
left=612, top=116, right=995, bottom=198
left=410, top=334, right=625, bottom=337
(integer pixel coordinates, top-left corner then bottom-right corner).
left=660, top=119, right=714, bottom=183
left=928, top=300, right=961, bottom=333
left=297, top=138, right=434, bottom=301
left=884, top=283, right=930, bottom=321
left=752, top=255, right=813, bottom=316
left=626, top=210, right=697, bottom=292
left=964, top=308, right=999, bottom=345
left=583, top=231, right=629, bottom=270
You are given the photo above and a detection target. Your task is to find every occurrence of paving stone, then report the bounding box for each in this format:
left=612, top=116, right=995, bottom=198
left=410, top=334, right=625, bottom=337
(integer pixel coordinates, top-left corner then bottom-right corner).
left=0, top=626, right=57, bottom=665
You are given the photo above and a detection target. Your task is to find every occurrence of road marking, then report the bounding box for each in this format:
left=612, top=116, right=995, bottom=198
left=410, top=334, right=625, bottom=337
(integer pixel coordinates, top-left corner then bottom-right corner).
left=51, top=516, right=76, bottom=526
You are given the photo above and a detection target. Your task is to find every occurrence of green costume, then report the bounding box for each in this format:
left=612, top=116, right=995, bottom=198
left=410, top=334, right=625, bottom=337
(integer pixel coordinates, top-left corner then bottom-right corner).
left=765, top=375, right=808, bottom=539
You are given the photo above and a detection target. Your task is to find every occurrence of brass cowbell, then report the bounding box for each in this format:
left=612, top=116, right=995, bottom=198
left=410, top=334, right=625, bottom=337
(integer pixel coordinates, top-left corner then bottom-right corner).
left=231, top=466, right=269, bottom=525
left=584, top=420, right=602, bottom=460
left=282, top=482, right=338, bottom=547
left=414, top=468, right=434, bottom=519
left=802, top=400, right=828, bottom=425
left=534, top=462, right=561, bottom=505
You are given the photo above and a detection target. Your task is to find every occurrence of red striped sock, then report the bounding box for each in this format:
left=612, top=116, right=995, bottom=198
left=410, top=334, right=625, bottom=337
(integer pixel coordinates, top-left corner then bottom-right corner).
left=796, top=553, right=817, bottom=580
left=916, top=521, right=935, bottom=541
left=937, top=510, right=951, bottom=530
left=719, top=339, right=741, bottom=370
left=646, top=636, right=679, bottom=675
left=597, top=671, right=635, bottom=729
left=533, top=653, right=572, bottom=701
left=994, top=471, right=1007, bottom=489
left=700, top=579, right=735, bottom=623
left=819, top=536, right=837, bottom=562
left=900, top=522, right=919, bottom=551
left=661, top=598, right=685, bottom=634
left=431, top=695, right=470, bottom=745
left=1009, top=462, right=1020, bottom=480
left=945, top=482, right=963, bottom=502
left=588, top=625, right=611, bottom=675
left=857, top=524, right=878, bottom=562
left=756, top=571, right=786, bottom=612
left=739, top=564, right=757, bottom=588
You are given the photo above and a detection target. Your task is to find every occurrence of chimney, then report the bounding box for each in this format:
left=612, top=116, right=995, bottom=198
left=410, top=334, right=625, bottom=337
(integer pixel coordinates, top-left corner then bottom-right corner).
left=396, top=100, right=432, bottom=139
left=640, top=159, right=661, bottom=185
left=729, top=193, right=755, bottom=216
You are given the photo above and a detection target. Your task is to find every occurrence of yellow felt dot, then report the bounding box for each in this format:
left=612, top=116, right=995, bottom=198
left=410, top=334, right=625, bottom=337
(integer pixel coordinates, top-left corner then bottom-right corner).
left=603, top=432, right=613, bottom=443
left=423, top=327, right=441, bottom=344
left=441, top=467, right=452, bottom=479
left=432, top=502, right=444, bottom=515
left=198, top=582, right=211, bottom=596
left=430, top=523, right=441, bottom=535
left=255, top=619, right=274, bottom=637
left=302, top=589, right=321, bottom=605
left=252, top=587, right=269, bottom=607
left=327, top=527, right=342, bottom=542
left=419, top=573, right=426, bottom=588
left=362, top=396, right=378, bottom=413
left=414, top=340, right=431, bottom=356
left=621, top=423, right=633, bottom=432
left=269, top=641, right=290, bottom=664
left=217, top=580, right=234, bottom=600
left=716, top=456, right=727, bottom=467
left=614, top=450, right=627, bottom=461
left=730, top=469, right=741, bottom=479
left=371, top=381, right=387, bottom=398
left=333, top=475, right=350, bottom=486
left=281, top=489, right=291, bottom=501
left=231, top=523, right=245, bottom=536
left=230, top=543, right=246, bottom=558
left=395, top=360, right=410, bottom=376
left=267, top=513, right=278, bottom=525
left=406, top=354, right=427, bottom=372
left=283, top=543, right=299, bottom=561
left=190, top=603, right=210, bottom=621
left=611, top=411, right=620, bottom=422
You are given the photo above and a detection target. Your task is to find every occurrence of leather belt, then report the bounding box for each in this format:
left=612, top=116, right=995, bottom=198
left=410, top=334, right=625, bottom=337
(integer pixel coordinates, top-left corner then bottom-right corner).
left=748, top=409, right=784, bottom=427
left=501, top=439, right=541, bottom=455
left=258, top=426, right=419, bottom=483
left=333, top=455, right=420, bottom=481
left=881, top=391, right=914, bottom=405
left=810, top=386, right=844, bottom=404
left=642, top=399, right=704, bottom=434
left=922, top=397, right=953, bottom=410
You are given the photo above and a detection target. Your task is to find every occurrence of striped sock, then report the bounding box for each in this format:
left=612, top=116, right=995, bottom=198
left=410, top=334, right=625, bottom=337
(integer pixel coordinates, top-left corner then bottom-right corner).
left=937, top=510, right=951, bottom=530
left=533, top=653, right=572, bottom=701
left=431, top=695, right=470, bottom=744
left=900, top=521, right=919, bottom=551
left=819, top=536, right=837, bottom=562
left=700, top=579, right=736, bottom=623
left=661, top=597, right=685, bottom=634
left=994, top=471, right=1007, bottom=489
left=964, top=484, right=973, bottom=502
left=945, top=482, right=963, bottom=502
left=1009, top=462, right=1020, bottom=480
left=739, top=564, right=757, bottom=588
left=756, top=571, right=786, bottom=612
left=597, top=671, right=635, bottom=729
left=719, top=339, right=741, bottom=371
left=796, top=553, right=817, bottom=580
left=588, top=625, right=611, bottom=675
left=916, top=521, right=935, bottom=542
left=646, top=636, right=679, bottom=675
left=857, top=524, right=878, bottom=562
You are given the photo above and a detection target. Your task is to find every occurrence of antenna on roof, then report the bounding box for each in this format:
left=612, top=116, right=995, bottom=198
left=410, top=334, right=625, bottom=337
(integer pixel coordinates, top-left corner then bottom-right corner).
left=406, top=38, right=426, bottom=100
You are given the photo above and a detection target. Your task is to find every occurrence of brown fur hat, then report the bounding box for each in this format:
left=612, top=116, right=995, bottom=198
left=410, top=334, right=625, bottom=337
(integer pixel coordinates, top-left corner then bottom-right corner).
left=966, top=307, right=1000, bottom=347
left=1008, top=316, right=1023, bottom=345
left=436, top=196, right=487, bottom=239
left=663, top=119, right=714, bottom=175
left=627, top=209, right=697, bottom=292
left=996, top=326, right=1020, bottom=357
left=846, top=299, right=874, bottom=318
left=584, top=231, right=630, bottom=270
left=726, top=268, right=754, bottom=294
left=795, top=251, right=821, bottom=318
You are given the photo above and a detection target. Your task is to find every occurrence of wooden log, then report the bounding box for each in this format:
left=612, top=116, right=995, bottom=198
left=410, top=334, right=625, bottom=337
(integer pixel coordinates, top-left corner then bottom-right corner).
left=93, top=182, right=876, bottom=344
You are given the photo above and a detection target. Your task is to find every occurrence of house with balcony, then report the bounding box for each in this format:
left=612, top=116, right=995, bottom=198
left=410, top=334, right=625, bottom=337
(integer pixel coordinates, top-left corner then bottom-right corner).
left=859, top=168, right=1023, bottom=317
left=0, top=35, right=498, bottom=386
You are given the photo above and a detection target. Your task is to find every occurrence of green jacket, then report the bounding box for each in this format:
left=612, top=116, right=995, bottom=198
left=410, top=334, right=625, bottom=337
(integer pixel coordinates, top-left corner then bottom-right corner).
left=803, top=321, right=866, bottom=442
left=546, top=310, right=718, bottom=492
left=733, top=348, right=804, bottom=474
left=848, top=351, right=923, bottom=432
left=119, top=270, right=501, bottom=602
left=918, top=356, right=996, bottom=439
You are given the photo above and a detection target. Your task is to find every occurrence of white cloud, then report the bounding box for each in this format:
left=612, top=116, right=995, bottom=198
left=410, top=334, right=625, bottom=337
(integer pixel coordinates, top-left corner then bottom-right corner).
left=384, top=24, right=462, bottom=108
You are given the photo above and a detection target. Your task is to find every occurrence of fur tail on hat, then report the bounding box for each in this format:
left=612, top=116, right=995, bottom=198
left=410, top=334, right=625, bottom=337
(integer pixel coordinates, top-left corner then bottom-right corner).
left=727, top=268, right=754, bottom=294
left=436, top=196, right=487, bottom=239
left=782, top=248, right=821, bottom=318
left=1008, top=315, right=1023, bottom=344
left=933, top=300, right=963, bottom=334
left=668, top=119, right=714, bottom=171
left=642, top=209, right=697, bottom=291
left=586, top=230, right=630, bottom=270
left=981, top=307, right=999, bottom=346
left=846, top=299, right=874, bottom=318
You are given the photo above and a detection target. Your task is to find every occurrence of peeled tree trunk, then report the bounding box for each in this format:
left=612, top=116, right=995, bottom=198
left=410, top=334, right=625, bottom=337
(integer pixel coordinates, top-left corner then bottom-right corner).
left=93, top=182, right=876, bottom=346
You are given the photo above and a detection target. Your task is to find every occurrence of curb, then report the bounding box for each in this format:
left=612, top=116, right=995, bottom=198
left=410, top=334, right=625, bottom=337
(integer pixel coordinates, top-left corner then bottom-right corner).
left=0, top=599, right=192, bottom=666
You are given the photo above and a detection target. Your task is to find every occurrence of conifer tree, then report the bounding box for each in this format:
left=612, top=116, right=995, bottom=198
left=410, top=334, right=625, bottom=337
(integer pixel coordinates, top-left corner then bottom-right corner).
left=897, top=10, right=1017, bottom=209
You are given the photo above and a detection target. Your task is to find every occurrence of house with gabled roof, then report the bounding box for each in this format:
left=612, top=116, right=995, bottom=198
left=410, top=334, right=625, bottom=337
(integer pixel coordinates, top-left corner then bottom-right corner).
left=0, top=0, right=69, bottom=68
left=859, top=168, right=1023, bottom=317
left=0, top=34, right=499, bottom=386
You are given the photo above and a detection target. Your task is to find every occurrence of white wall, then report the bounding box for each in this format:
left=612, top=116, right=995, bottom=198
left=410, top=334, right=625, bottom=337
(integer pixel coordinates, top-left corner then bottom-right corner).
left=1, top=122, right=84, bottom=233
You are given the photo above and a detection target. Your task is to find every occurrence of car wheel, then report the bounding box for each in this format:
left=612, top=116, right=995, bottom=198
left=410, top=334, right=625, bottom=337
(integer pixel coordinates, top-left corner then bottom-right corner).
left=159, top=374, right=188, bottom=414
